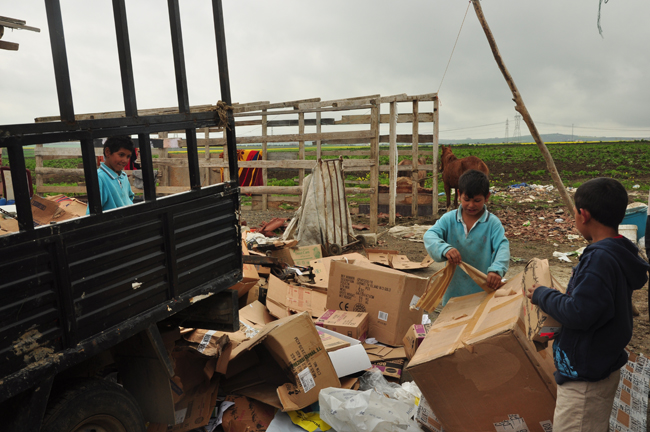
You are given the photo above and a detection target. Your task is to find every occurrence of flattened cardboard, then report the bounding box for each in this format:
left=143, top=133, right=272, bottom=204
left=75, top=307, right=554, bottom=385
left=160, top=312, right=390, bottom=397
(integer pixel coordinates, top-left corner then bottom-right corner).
left=307, top=253, right=370, bottom=290
left=31, top=195, right=74, bottom=226
left=521, top=258, right=565, bottom=349
left=317, top=328, right=351, bottom=352
left=364, top=248, right=400, bottom=267
left=403, top=323, right=431, bottom=360
left=416, top=397, right=444, bottom=432
left=370, top=358, right=405, bottom=380
left=0, top=217, right=18, bottom=235
left=221, top=395, right=276, bottom=432
left=406, top=271, right=557, bottom=432
left=46, top=194, right=88, bottom=217
left=365, top=248, right=434, bottom=270
left=270, top=244, right=323, bottom=267
left=227, top=312, right=340, bottom=412
left=230, top=242, right=261, bottom=298
left=315, top=309, right=368, bottom=341
left=326, top=260, right=427, bottom=346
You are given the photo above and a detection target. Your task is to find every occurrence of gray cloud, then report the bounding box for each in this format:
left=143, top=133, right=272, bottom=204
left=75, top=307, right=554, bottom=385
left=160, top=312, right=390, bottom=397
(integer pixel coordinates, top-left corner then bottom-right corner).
left=2, top=0, right=649, bottom=139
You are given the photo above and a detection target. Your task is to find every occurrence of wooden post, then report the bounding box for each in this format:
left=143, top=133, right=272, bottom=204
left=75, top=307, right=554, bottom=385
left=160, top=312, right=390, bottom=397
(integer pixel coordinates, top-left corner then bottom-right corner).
left=472, top=0, right=574, bottom=217
left=222, top=127, right=230, bottom=182
left=432, top=97, right=439, bottom=217
left=316, top=111, right=322, bottom=160
left=35, top=144, right=44, bottom=193
left=369, top=103, right=380, bottom=233
left=262, top=109, right=268, bottom=210
left=389, top=101, right=397, bottom=225
left=411, top=100, right=419, bottom=217
left=298, top=112, right=305, bottom=186
left=202, top=127, right=210, bottom=186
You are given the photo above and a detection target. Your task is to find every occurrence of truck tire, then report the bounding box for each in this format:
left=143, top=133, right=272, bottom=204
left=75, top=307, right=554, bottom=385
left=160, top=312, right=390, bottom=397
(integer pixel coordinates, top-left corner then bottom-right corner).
left=41, top=379, right=146, bottom=432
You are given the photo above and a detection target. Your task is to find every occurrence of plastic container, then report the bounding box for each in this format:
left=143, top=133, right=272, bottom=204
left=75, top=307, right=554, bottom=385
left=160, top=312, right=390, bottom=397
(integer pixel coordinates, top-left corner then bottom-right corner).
left=621, top=203, right=647, bottom=241
left=619, top=224, right=638, bottom=244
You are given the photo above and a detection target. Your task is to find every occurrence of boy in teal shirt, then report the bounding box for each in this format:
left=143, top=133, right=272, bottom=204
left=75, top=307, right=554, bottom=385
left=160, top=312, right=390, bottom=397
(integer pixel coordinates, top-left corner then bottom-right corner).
left=424, top=169, right=510, bottom=305
left=87, top=136, right=135, bottom=213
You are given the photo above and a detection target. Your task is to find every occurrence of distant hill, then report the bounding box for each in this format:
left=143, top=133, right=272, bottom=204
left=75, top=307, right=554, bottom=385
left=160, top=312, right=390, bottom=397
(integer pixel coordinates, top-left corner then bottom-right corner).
left=440, top=133, right=648, bottom=145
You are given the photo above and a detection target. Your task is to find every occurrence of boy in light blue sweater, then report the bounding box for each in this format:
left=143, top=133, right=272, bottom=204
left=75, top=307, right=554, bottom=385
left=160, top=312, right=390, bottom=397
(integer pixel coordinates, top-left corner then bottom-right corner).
left=424, top=169, right=509, bottom=305
left=87, top=136, right=135, bottom=213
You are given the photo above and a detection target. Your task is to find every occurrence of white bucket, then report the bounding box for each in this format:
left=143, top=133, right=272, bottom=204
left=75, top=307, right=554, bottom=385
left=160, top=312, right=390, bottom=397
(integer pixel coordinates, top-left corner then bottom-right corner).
left=619, top=224, right=638, bottom=244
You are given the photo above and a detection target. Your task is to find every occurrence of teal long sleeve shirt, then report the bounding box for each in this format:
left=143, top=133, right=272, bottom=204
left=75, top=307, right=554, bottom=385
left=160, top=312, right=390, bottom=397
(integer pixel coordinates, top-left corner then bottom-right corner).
left=86, top=163, right=134, bottom=213
left=423, top=206, right=510, bottom=305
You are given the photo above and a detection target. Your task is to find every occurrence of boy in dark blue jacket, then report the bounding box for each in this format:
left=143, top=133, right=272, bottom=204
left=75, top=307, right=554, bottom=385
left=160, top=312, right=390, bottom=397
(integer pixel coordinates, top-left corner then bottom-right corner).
left=527, top=178, right=649, bottom=432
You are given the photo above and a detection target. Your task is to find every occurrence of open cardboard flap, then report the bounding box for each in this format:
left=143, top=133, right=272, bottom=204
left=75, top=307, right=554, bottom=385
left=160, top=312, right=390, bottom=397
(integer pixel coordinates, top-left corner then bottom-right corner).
left=306, top=252, right=370, bottom=290
left=317, top=326, right=372, bottom=378
left=365, top=248, right=434, bottom=270
left=225, top=312, right=340, bottom=412
left=266, top=274, right=327, bottom=319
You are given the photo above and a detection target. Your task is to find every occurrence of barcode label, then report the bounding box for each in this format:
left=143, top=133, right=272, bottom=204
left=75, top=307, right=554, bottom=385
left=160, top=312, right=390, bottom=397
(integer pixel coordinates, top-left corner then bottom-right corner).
left=539, top=420, right=553, bottom=431
left=175, top=407, right=187, bottom=425
left=297, top=367, right=316, bottom=393
left=410, top=295, right=421, bottom=310
left=378, top=311, right=389, bottom=321
left=197, top=330, right=217, bottom=353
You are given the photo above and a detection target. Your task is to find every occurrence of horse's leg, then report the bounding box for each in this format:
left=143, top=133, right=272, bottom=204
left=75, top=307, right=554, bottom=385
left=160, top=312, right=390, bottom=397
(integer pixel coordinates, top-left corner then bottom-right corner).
left=444, top=182, right=452, bottom=211
left=454, top=188, right=459, bottom=208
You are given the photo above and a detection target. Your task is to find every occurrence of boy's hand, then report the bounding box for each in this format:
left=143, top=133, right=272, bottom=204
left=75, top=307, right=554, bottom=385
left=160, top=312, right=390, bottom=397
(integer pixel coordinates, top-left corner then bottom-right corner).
left=486, top=272, right=501, bottom=290
left=445, top=248, right=462, bottom=265
left=526, top=283, right=541, bottom=300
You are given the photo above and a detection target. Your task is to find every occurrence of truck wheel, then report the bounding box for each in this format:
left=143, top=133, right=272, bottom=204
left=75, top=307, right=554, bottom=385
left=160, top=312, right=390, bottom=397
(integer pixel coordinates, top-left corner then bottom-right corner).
left=42, top=379, right=145, bottom=432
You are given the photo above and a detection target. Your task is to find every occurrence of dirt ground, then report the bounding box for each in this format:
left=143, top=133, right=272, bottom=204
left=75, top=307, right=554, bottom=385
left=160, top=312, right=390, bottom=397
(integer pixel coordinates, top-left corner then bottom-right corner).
left=241, top=202, right=650, bottom=358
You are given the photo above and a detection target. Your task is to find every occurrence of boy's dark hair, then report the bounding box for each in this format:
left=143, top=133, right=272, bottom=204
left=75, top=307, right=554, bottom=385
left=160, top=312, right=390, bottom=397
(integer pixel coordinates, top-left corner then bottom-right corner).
left=574, top=177, right=627, bottom=229
left=458, top=169, right=490, bottom=198
left=104, top=136, right=134, bottom=155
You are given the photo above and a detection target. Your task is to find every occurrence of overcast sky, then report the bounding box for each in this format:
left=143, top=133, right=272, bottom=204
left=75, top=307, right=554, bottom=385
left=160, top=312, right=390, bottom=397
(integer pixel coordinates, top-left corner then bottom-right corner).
left=2, top=1, right=649, bottom=140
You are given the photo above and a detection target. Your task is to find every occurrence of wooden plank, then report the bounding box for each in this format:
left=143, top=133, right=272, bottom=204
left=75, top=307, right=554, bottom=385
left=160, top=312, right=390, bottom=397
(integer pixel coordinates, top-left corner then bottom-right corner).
left=412, top=100, right=419, bottom=218
left=298, top=112, right=305, bottom=186
left=369, top=104, right=380, bottom=233
left=388, top=101, right=397, bottom=225
left=35, top=167, right=84, bottom=175
left=234, top=103, right=373, bottom=117
left=336, top=113, right=434, bottom=125
left=151, top=158, right=375, bottom=169
left=0, top=40, right=19, bottom=51
left=433, top=98, right=440, bottom=216
left=322, top=134, right=434, bottom=145
left=0, top=16, right=40, bottom=32
left=262, top=109, right=268, bottom=211
left=232, top=97, right=320, bottom=113
left=378, top=93, right=437, bottom=103
left=34, top=147, right=100, bottom=157
left=34, top=104, right=217, bottom=123
left=35, top=144, right=44, bottom=190
left=235, top=129, right=375, bottom=144
left=298, top=94, right=380, bottom=110
left=241, top=186, right=374, bottom=195
left=316, top=112, right=322, bottom=160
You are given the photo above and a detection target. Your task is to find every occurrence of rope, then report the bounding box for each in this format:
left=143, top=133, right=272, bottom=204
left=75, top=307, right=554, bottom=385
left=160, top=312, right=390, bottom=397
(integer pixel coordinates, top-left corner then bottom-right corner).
left=437, top=1, right=471, bottom=93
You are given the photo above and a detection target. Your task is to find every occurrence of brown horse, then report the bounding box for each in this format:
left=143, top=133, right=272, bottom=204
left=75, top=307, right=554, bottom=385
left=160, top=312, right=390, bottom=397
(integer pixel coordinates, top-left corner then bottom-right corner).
left=440, top=145, right=489, bottom=210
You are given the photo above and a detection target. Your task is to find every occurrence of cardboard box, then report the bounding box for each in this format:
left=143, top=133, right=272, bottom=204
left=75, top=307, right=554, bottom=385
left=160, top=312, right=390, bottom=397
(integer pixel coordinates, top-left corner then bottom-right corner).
left=221, top=395, right=276, bottom=432
left=521, top=258, right=565, bottom=349
left=317, top=326, right=372, bottom=378
left=223, top=312, right=340, bottom=412
left=46, top=194, right=88, bottom=217
left=307, top=253, right=371, bottom=290
left=403, top=323, right=431, bottom=360
left=317, top=328, right=351, bottom=352
left=270, top=244, right=323, bottom=267
left=266, top=274, right=327, bottom=319
left=326, top=260, right=427, bottom=346
left=406, top=272, right=557, bottom=432
left=315, top=309, right=369, bottom=341
left=31, top=195, right=75, bottom=226
left=0, top=217, right=18, bottom=235
left=365, top=248, right=434, bottom=270
left=370, top=358, right=405, bottom=380
left=147, top=348, right=221, bottom=432
left=229, top=241, right=261, bottom=298
left=416, top=397, right=445, bottom=432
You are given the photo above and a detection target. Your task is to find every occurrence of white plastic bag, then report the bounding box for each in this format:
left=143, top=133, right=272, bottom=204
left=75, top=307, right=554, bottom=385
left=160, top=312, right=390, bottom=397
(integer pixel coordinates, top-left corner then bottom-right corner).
left=319, top=387, right=421, bottom=432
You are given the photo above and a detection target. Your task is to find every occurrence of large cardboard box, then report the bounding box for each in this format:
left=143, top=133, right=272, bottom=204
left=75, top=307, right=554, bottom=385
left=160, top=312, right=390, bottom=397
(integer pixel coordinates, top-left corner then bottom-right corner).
left=221, top=395, right=276, bottom=432
left=270, top=244, right=323, bottom=267
left=326, top=260, right=427, bottom=346
left=406, top=273, right=557, bottom=432
left=521, top=258, right=565, bottom=349
left=223, top=312, right=340, bottom=412
left=315, top=309, right=369, bottom=341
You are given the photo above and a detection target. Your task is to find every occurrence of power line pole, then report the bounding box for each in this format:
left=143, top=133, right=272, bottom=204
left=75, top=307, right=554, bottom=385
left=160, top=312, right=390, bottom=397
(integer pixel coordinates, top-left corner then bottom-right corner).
left=505, top=118, right=509, bottom=144
left=572, top=124, right=574, bottom=142
left=514, top=114, right=521, bottom=143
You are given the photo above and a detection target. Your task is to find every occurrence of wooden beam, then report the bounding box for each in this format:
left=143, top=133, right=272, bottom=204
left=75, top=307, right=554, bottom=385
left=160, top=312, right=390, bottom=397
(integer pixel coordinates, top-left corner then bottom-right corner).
left=412, top=100, right=419, bottom=218
left=262, top=109, right=268, bottom=211
left=298, top=94, right=381, bottom=110
left=0, top=16, right=40, bottom=32
left=34, top=104, right=218, bottom=122
left=471, top=0, right=573, bottom=218
left=388, top=101, right=397, bottom=225
left=0, top=40, right=19, bottom=51
left=152, top=158, right=374, bottom=169
left=232, top=97, right=320, bottom=113
left=369, top=104, right=380, bottom=233
left=432, top=97, right=440, bottom=216
left=336, top=113, right=434, bottom=125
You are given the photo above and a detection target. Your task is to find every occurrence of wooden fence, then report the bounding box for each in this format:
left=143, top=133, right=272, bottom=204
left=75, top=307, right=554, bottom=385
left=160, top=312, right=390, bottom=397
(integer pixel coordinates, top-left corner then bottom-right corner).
left=33, top=93, right=440, bottom=233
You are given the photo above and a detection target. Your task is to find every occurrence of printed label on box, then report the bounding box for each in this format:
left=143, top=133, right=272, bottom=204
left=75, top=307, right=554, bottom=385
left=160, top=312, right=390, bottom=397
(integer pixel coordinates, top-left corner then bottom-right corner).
left=174, top=407, right=188, bottom=425
left=493, top=414, right=529, bottom=432
left=378, top=311, right=388, bottom=321
left=197, top=330, right=217, bottom=353
left=297, top=367, right=316, bottom=393
left=410, top=295, right=421, bottom=310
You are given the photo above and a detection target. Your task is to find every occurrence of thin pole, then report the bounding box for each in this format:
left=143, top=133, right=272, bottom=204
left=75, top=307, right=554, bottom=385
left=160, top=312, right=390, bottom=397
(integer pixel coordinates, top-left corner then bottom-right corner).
left=471, top=0, right=574, bottom=218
